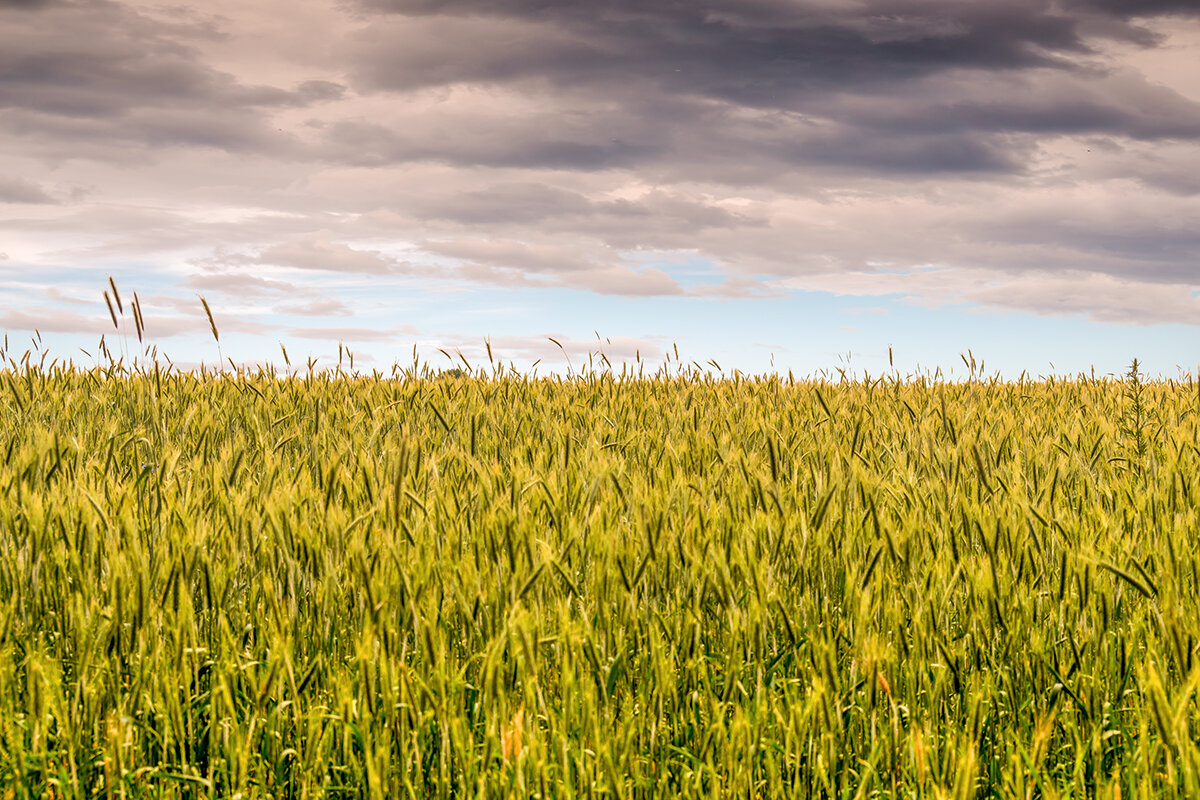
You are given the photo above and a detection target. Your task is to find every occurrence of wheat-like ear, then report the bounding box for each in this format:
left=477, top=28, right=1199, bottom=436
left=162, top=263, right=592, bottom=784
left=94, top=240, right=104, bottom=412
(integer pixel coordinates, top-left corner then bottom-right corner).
left=107, top=275, right=123, bottom=314
left=103, top=291, right=119, bottom=330
left=199, top=296, right=220, bottom=343
left=132, top=292, right=144, bottom=343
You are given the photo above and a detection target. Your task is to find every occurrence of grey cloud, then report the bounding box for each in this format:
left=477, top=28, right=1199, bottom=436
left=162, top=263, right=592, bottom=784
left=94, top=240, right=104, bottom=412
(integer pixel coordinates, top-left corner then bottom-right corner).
left=0, top=107, right=290, bottom=163
left=0, top=203, right=192, bottom=243
left=347, top=0, right=1195, bottom=112
left=318, top=119, right=659, bottom=171
left=0, top=198, right=346, bottom=269
left=973, top=215, right=1200, bottom=284
left=413, top=183, right=596, bottom=224
left=0, top=1, right=337, bottom=159
left=333, top=0, right=1200, bottom=185
left=316, top=105, right=1020, bottom=178
left=1094, top=139, right=1200, bottom=197
left=773, top=126, right=1024, bottom=174
left=365, top=0, right=1200, bottom=26
left=186, top=228, right=691, bottom=301
left=351, top=2, right=1090, bottom=103
left=1141, top=173, right=1200, bottom=196
left=295, top=80, right=346, bottom=103
left=574, top=265, right=683, bottom=297
left=622, top=191, right=759, bottom=230
left=412, top=183, right=764, bottom=230
left=967, top=272, right=1200, bottom=326
left=219, top=237, right=408, bottom=275
left=1067, top=0, right=1200, bottom=19
left=0, top=176, right=55, bottom=203
left=300, top=0, right=1200, bottom=318
left=840, top=72, right=1200, bottom=140
left=0, top=8, right=283, bottom=116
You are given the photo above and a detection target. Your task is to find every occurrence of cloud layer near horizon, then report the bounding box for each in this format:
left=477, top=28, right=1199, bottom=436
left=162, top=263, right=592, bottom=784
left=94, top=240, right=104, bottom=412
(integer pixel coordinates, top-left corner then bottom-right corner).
left=1, top=0, right=1198, bottom=354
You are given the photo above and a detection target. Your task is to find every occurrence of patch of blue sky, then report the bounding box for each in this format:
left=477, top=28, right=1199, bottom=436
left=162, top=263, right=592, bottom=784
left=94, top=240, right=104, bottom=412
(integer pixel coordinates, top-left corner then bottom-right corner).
left=383, top=280, right=1197, bottom=381
left=5, top=259, right=1197, bottom=382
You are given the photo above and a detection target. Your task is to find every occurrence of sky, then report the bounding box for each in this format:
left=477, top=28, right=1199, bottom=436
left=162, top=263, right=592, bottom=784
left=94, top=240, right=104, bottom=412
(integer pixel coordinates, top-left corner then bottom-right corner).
left=1, top=0, right=1198, bottom=379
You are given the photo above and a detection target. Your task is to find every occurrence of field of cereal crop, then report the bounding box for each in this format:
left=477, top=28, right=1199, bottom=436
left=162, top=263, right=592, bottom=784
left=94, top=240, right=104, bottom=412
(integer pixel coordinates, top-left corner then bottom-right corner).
left=1, top=349, right=1198, bottom=798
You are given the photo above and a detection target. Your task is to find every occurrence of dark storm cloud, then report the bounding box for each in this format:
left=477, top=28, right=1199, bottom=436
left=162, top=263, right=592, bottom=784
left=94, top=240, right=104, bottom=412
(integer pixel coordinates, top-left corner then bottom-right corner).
left=349, top=2, right=1087, bottom=103
left=349, top=0, right=1200, bottom=104
left=338, top=0, right=1200, bottom=183
left=1068, top=0, right=1200, bottom=18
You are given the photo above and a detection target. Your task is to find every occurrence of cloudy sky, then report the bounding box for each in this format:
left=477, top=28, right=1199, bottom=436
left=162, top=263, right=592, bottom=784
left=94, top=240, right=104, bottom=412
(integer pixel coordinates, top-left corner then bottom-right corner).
left=2, top=0, right=1198, bottom=378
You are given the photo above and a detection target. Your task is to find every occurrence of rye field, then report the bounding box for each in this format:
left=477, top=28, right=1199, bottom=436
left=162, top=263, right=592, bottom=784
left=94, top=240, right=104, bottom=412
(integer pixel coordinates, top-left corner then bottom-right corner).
left=0, top=353, right=1198, bottom=798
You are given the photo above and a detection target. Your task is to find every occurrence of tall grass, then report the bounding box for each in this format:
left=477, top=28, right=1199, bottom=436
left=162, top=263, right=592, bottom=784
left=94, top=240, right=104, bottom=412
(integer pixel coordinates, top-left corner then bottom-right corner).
left=0, top=345, right=1197, bottom=797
